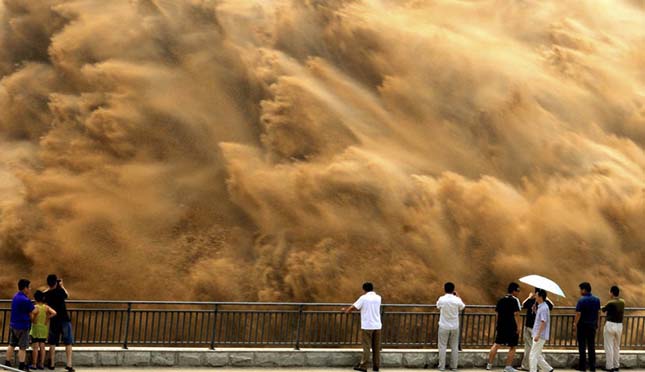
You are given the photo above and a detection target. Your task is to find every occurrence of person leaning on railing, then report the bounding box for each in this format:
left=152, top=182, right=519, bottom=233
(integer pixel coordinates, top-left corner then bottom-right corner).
left=343, top=282, right=382, bottom=372
left=602, top=286, right=625, bottom=372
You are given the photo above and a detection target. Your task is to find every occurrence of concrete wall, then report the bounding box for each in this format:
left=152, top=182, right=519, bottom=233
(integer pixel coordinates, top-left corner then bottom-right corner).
left=2, top=348, right=644, bottom=368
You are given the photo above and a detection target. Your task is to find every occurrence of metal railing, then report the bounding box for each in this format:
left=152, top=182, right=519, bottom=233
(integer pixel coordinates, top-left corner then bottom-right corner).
left=0, top=301, right=642, bottom=349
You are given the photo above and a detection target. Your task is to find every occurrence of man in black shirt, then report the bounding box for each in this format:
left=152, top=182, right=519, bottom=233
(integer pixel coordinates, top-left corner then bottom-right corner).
left=487, top=282, right=522, bottom=372
left=602, top=286, right=625, bottom=372
left=520, top=289, right=554, bottom=370
left=44, top=274, right=75, bottom=372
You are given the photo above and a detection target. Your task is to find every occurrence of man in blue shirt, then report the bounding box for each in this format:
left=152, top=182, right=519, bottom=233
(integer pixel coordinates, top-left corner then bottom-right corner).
left=5, top=279, right=37, bottom=371
left=574, top=282, right=601, bottom=372
left=530, top=289, right=553, bottom=372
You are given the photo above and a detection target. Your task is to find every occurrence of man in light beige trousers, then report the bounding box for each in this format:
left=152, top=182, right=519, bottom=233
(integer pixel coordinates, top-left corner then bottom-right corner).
left=602, top=286, right=624, bottom=372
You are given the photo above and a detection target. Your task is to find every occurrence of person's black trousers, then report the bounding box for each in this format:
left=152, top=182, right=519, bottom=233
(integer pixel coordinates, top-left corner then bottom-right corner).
left=577, top=324, right=597, bottom=371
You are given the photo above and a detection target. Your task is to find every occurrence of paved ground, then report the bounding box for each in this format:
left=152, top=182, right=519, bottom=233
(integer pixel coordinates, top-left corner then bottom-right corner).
left=77, top=369, right=645, bottom=372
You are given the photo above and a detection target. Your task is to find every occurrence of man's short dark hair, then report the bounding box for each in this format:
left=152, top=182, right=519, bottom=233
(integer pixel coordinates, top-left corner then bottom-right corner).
left=34, top=290, right=45, bottom=302
left=47, top=274, right=58, bottom=287
left=362, top=282, right=374, bottom=292
left=444, top=282, right=455, bottom=293
left=579, top=282, right=592, bottom=293
left=537, top=289, right=548, bottom=300
left=508, top=282, right=520, bottom=293
left=18, top=279, right=30, bottom=291
left=610, top=285, right=620, bottom=296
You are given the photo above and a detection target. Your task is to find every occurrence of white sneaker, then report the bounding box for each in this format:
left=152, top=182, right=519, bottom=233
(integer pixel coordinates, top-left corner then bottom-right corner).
left=486, top=364, right=493, bottom=370
left=504, top=367, right=519, bottom=372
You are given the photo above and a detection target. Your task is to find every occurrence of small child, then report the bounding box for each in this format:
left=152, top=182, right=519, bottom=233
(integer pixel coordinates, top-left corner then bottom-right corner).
left=30, top=290, right=56, bottom=370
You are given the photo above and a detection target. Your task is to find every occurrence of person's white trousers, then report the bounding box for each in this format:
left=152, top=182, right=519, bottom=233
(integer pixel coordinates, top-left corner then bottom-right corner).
left=529, top=338, right=552, bottom=372
left=604, top=321, right=623, bottom=370
left=438, top=327, right=459, bottom=370
left=522, top=327, right=533, bottom=369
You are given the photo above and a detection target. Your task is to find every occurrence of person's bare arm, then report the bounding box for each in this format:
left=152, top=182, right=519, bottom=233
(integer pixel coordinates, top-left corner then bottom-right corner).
left=59, top=279, right=70, bottom=298
left=515, top=312, right=521, bottom=334
left=534, top=320, right=546, bottom=342
left=573, top=312, right=581, bottom=332
left=342, top=305, right=358, bottom=314
left=30, top=306, right=39, bottom=322
left=46, top=305, right=57, bottom=318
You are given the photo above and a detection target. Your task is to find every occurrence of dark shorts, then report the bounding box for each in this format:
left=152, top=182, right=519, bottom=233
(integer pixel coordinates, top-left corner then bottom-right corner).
left=495, top=329, right=519, bottom=347
left=31, top=337, right=47, bottom=343
left=48, top=320, right=74, bottom=346
left=9, top=327, right=30, bottom=349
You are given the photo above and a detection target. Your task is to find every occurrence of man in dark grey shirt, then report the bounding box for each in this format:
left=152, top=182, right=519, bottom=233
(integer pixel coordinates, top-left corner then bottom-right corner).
left=602, top=286, right=625, bottom=372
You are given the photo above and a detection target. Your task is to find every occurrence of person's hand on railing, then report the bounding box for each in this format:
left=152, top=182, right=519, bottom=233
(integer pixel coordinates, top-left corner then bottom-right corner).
left=342, top=306, right=355, bottom=314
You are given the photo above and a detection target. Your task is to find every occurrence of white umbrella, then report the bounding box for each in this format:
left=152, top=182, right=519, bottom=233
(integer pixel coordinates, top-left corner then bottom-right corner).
left=519, top=274, right=566, bottom=297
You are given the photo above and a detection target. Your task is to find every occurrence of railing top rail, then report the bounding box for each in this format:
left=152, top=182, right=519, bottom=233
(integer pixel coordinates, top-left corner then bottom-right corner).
left=0, top=299, right=642, bottom=310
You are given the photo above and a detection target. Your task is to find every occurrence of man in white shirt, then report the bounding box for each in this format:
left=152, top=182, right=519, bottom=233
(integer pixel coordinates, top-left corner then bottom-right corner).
left=437, top=282, right=466, bottom=371
left=343, top=282, right=382, bottom=372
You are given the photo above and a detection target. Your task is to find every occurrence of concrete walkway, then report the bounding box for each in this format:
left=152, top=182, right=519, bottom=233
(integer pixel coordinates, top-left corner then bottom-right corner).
left=79, top=369, right=645, bottom=372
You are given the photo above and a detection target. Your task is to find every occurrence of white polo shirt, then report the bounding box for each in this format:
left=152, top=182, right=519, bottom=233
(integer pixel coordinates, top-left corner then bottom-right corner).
left=353, top=291, right=382, bottom=330
left=437, top=293, right=466, bottom=330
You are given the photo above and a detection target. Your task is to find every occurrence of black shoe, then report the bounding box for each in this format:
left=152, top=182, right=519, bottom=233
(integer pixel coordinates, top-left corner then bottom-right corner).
left=65, top=367, right=75, bottom=372
left=374, top=369, right=380, bottom=372
left=47, top=366, right=55, bottom=370
left=354, top=368, right=367, bottom=372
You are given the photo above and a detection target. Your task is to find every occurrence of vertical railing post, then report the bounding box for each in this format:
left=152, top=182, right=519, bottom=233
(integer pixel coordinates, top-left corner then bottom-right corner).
left=294, top=304, right=304, bottom=350
left=458, top=307, right=465, bottom=350
left=209, top=304, right=218, bottom=350
left=122, top=302, right=132, bottom=349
